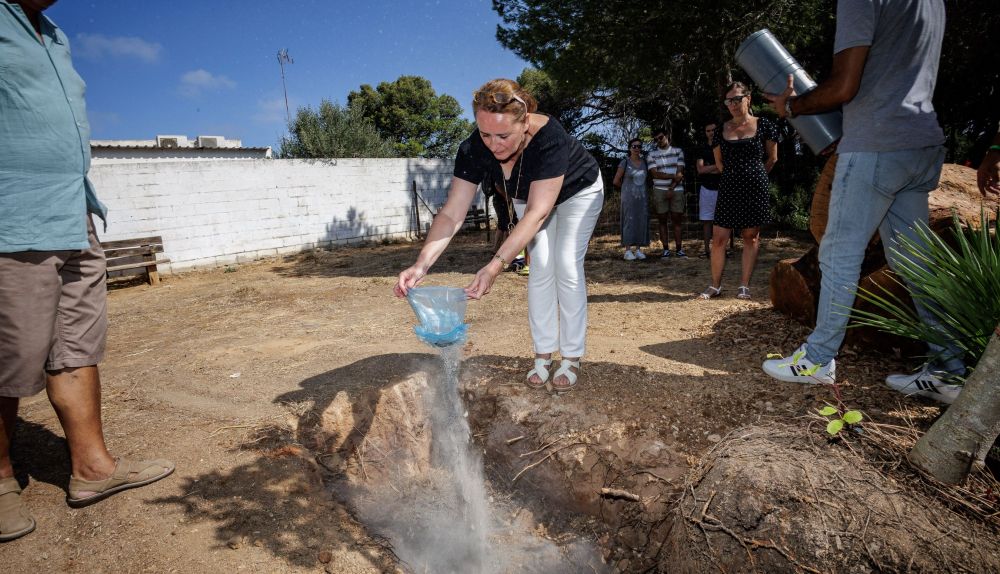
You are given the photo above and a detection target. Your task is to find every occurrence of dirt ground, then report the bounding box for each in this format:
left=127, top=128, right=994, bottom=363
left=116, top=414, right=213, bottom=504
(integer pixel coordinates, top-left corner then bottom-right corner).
left=1, top=228, right=989, bottom=572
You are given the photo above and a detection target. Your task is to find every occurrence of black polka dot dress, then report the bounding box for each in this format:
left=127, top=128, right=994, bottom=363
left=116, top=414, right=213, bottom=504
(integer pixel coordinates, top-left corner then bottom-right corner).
left=711, top=117, right=779, bottom=229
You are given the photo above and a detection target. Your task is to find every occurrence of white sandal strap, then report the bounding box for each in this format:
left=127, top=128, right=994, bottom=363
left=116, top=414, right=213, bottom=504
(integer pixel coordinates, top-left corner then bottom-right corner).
left=527, top=358, right=552, bottom=382
left=553, top=360, right=580, bottom=388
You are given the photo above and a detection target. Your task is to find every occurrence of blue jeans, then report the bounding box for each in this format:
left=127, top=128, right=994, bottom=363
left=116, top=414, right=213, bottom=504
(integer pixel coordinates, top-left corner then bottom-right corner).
left=805, top=146, right=964, bottom=374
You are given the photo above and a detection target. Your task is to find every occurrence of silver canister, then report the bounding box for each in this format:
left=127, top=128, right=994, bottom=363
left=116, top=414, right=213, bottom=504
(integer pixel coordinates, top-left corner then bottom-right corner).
left=735, top=29, right=842, bottom=155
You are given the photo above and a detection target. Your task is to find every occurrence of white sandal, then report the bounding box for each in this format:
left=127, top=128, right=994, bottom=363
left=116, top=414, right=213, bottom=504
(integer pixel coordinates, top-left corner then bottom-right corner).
left=526, top=358, right=553, bottom=389
left=552, top=360, right=580, bottom=393
left=699, top=285, right=722, bottom=300
left=736, top=285, right=751, bottom=300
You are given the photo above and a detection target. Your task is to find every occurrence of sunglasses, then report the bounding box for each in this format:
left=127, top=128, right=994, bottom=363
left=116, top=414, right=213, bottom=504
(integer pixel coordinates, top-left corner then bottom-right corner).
left=473, top=90, right=527, bottom=109
left=629, top=144, right=642, bottom=149
left=723, top=95, right=748, bottom=105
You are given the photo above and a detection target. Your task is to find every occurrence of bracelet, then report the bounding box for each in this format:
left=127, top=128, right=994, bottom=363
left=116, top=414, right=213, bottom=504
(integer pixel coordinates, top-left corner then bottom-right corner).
left=989, top=145, right=1000, bottom=152
left=493, top=254, right=507, bottom=269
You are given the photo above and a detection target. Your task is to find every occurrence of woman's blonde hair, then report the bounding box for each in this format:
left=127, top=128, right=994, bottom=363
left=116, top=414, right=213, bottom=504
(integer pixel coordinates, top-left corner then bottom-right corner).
left=472, top=78, right=538, bottom=123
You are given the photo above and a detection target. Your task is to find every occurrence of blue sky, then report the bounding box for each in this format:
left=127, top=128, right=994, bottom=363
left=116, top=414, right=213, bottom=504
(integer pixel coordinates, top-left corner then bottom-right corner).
left=46, top=0, right=529, bottom=149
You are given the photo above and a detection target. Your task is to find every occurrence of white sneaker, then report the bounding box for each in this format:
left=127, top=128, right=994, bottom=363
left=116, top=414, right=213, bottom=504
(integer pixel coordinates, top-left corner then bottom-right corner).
left=761, top=344, right=835, bottom=385
left=624, top=250, right=636, bottom=261
left=885, top=366, right=962, bottom=405
left=634, top=250, right=646, bottom=260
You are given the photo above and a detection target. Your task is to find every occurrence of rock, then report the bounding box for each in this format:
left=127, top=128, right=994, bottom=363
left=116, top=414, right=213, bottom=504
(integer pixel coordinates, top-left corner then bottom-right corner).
left=318, top=550, right=332, bottom=564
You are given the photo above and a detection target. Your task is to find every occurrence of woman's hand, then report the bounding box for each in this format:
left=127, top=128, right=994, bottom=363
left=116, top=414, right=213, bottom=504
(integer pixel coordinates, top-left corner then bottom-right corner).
left=394, top=264, right=427, bottom=298
left=464, top=259, right=503, bottom=300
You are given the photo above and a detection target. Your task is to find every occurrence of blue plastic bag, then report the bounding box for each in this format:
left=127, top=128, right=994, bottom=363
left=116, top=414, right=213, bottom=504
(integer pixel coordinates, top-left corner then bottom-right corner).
left=406, top=286, right=468, bottom=348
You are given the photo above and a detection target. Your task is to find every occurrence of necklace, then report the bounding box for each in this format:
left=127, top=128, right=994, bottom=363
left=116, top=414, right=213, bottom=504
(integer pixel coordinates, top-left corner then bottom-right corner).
left=500, top=120, right=531, bottom=232
left=501, top=155, right=523, bottom=232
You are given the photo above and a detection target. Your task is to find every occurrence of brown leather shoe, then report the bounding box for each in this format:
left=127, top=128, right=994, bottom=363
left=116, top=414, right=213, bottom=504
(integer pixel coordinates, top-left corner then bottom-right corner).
left=0, top=477, right=35, bottom=542
left=67, top=458, right=175, bottom=508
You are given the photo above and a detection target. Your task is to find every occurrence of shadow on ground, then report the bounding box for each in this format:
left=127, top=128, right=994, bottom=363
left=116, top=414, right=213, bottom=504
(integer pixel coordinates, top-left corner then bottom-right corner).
left=268, top=231, right=812, bottom=298
left=272, top=232, right=493, bottom=280
left=9, top=420, right=71, bottom=492
left=148, top=353, right=442, bottom=570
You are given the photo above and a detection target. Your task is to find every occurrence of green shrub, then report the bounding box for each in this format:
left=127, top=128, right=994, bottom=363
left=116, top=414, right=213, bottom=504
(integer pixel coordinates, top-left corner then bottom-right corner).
left=769, top=182, right=812, bottom=231
left=850, top=209, right=1000, bottom=370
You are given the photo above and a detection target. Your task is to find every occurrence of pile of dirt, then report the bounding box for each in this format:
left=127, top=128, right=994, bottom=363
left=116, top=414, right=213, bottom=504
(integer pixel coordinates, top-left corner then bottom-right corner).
left=663, top=424, right=1000, bottom=573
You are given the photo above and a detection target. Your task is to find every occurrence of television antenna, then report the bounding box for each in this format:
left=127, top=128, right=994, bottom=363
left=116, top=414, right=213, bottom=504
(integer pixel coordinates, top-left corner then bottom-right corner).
left=277, top=49, right=294, bottom=124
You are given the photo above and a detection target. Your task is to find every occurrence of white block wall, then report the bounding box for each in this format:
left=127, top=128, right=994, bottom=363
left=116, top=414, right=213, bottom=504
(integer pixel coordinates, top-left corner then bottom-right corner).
left=88, top=158, right=478, bottom=272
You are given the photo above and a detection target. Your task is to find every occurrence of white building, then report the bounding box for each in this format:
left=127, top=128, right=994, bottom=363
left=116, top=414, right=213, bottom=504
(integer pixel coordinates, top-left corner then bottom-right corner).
left=91, top=135, right=272, bottom=164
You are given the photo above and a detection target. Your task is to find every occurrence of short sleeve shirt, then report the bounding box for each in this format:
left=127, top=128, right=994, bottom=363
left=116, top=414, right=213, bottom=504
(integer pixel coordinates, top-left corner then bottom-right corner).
left=647, top=146, right=684, bottom=189
left=453, top=115, right=600, bottom=205
left=0, top=2, right=107, bottom=252
left=833, top=0, right=946, bottom=152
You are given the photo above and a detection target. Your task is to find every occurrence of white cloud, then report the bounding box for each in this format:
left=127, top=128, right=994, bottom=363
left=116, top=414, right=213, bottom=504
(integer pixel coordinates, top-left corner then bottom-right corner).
left=74, top=33, right=162, bottom=63
left=253, top=97, right=291, bottom=124
left=178, top=69, right=236, bottom=98
left=86, top=110, right=122, bottom=134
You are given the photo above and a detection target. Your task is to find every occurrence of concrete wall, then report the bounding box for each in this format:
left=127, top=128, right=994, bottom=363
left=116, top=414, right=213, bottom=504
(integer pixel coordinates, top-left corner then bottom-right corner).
left=89, top=158, right=475, bottom=272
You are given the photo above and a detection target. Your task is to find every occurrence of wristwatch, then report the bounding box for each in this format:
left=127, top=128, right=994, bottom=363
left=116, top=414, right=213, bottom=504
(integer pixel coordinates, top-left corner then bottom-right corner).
left=784, top=96, right=797, bottom=119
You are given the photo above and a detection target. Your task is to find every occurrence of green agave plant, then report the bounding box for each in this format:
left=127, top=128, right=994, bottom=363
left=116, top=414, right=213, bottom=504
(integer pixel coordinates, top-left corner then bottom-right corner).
left=850, top=208, right=1000, bottom=374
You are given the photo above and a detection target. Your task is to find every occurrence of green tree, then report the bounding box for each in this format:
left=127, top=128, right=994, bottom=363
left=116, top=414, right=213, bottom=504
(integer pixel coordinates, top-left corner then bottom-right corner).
left=347, top=76, right=473, bottom=158
left=494, top=0, right=835, bottom=144
left=937, top=0, right=1000, bottom=164
left=516, top=67, right=594, bottom=134
left=278, top=100, right=396, bottom=159
left=494, top=0, right=997, bottom=161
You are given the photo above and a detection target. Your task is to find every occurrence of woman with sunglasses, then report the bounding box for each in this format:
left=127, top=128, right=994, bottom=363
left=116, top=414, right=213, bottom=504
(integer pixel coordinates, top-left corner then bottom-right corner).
left=394, top=78, right=604, bottom=392
left=700, top=81, right=779, bottom=300
left=613, top=138, right=650, bottom=260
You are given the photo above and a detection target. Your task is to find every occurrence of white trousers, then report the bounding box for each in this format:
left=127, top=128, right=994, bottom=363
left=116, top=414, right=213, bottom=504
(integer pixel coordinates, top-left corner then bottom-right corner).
left=514, top=178, right=604, bottom=357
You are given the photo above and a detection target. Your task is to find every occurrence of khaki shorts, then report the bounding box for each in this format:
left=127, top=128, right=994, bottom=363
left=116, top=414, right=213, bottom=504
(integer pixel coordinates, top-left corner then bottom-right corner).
left=0, top=216, right=107, bottom=397
left=653, top=187, right=686, bottom=215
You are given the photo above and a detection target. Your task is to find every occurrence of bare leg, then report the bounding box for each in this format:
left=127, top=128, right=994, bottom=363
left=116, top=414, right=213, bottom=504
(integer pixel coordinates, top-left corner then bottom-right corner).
left=0, top=398, right=17, bottom=479
left=45, top=367, right=116, bottom=481
left=740, top=227, right=761, bottom=286
left=657, top=213, right=671, bottom=252
left=710, top=225, right=731, bottom=288
left=670, top=212, right=683, bottom=252
left=702, top=222, right=713, bottom=254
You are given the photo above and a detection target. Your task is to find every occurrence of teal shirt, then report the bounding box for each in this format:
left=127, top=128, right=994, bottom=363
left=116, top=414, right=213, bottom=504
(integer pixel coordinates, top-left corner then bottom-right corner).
left=0, top=1, right=106, bottom=252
